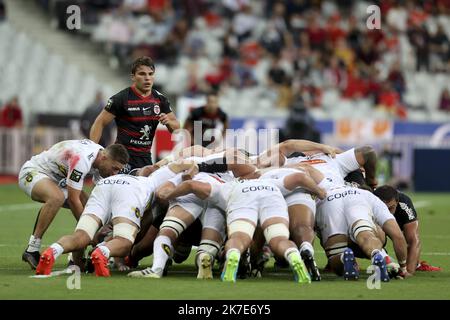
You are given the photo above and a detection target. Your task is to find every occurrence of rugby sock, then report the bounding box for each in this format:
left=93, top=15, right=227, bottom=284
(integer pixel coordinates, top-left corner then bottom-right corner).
left=50, top=243, right=64, bottom=259
left=152, top=235, right=172, bottom=272
left=284, top=247, right=300, bottom=264
left=371, top=249, right=381, bottom=262
left=380, top=248, right=388, bottom=259
left=27, top=235, right=41, bottom=252
left=299, top=241, right=314, bottom=256
left=97, top=245, right=110, bottom=259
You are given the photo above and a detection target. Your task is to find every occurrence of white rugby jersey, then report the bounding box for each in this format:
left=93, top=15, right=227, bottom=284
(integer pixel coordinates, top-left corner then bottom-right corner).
left=28, top=139, right=103, bottom=190
left=284, top=148, right=360, bottom=187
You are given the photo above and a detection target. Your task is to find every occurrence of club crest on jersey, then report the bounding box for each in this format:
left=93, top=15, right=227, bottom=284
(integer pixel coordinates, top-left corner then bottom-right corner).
left=153, top=105, right=160, bottom=115
left=105, top=99, right=113, bottom=110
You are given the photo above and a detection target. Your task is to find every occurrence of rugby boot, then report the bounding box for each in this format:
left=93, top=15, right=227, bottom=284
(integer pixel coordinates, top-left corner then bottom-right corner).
left=22, top=250, right=41, bottom=270
left=372, top=252, right=389, bottom=282
left=289, top=253, right=311, bottom=284
left=127, top=267, right=163, bottom=278
left=343, top=248, right=359, bottom=280
left=35, top=248, right=55, bottom=275
left=221, top=250, right=240, bottom=282
left=197, top=253, right=213, bottom=279
left=301, top=249, right=321, bottom=281
left=237, top=248, right=251, bottom=279
left=91, top=248, right=110, bottom=277
left=416, top=261, right=442, bottom=271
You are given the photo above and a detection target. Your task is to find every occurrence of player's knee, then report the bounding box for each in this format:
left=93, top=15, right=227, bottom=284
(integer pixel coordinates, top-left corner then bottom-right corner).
left=228, top=220, right=255, bottom=240
left=263, top=223, right=289, bottom=243
left=46, top=193, right=66, bottom=208
left=160, top=216, right=187, bottom=239
left=75, top=215, right=101, bottom=241
left=113, top=223, right=138, bottom=244
left=350, top=220, right=375, bottom=243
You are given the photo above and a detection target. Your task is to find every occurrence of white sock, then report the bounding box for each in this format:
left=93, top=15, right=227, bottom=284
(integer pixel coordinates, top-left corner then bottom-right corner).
left=284, top=247, right=300, bottom=265
left=371, top=249, right=381, bottom=261
left=50, top=243, right=64, bottom=259
left=97, top=245, right=110, bottom=259
left=151, top=235, right=172, bottom=272
left=299, top=241, right=314, bottom=256
left=380, top=248, right=388, bottom=259
left=27, top=235, right=41, bottom=252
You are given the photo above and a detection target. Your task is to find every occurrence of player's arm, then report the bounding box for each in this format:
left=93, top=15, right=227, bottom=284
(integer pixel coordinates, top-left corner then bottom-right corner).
left=283, top=172, right=326, bottom=200
left=90, top=110, right=115, bottom=144
left=382, top=219, right=410, bottom=277
left=161, top=180, right=212, bottom=201
left=354, top=145, right=378, bottom=190
left=278, top=139, right=341, bottom=158
left=183, top=115, right=195, bottom=144
left=159, top=112, right=180, bottom=133
left=403, top=221, right=421, bottom=274
left=66, top=186, right=84, bottom=220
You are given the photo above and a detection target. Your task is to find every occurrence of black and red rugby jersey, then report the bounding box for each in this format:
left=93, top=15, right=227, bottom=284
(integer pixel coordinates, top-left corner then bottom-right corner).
left=185, top=106, right=228, bottom=147
left=105, top=86, right=172, bottom=158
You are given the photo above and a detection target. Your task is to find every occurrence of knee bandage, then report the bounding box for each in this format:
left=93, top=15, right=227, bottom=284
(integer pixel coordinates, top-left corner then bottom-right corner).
left=228, top=220, right=255, bottom=238
left=263, top=223, right=289, bottom=243
left=160, top=217, right=187, bottom=237
left=350, top=220, right=375, bottom=243
left=325, top=242, right=348, bottom=258
left=113, top=223, right=138, bottom=243
left=75, top=215, right=100, bottom=240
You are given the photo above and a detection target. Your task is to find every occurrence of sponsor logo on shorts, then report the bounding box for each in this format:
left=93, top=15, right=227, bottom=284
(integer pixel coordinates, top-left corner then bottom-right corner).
left=69, top=169, right=83, bottom=182
left=25, top=172, right=34, bottom=183
left=134, top=207, right=141, bottom=219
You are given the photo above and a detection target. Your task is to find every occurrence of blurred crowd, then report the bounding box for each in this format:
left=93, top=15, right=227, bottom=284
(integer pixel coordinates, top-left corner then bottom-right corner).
left=36, top=0, right=450, bottom=119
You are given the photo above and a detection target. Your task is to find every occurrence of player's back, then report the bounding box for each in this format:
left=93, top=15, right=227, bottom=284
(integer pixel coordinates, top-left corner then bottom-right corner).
left=30, top=139, right=102, bottom=180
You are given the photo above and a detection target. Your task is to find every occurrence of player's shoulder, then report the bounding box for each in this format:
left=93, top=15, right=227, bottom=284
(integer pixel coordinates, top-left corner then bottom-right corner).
left=152, top=88, right=169, bottom=101
left=111, top=87, right=131, bottom=99
left=398, top=191, right=413, bottom=204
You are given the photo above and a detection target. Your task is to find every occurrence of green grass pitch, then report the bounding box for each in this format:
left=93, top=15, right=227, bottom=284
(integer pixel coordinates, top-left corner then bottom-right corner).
left=0, top=183, right=449, bottom=300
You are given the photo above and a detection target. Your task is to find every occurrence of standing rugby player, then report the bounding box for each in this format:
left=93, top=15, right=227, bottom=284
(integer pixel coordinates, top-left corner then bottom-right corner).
left=90, top=56, right=180, bottom=173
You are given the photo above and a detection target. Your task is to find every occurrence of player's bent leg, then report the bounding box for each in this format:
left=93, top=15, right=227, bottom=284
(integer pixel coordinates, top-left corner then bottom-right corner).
left=36, top=227, right=95, bottom=275
left=92, top=218, right=139, bottom=277
left=196, top=228, right=222, bottom=280
left=288, top=204, right=321, bottom=281
left=262, top=218, right=310, bottom=284
left=221, top=219, right=255, bottom=282
left=324, top=234, right=359, bottom=279
left=128, top=206, right=194, bottom=279
left=23, top=179, right=66, bottom=269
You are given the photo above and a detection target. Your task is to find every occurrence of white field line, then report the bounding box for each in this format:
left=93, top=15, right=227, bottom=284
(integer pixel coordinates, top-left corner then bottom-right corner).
left=0, top=203, right=41, bottom=212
